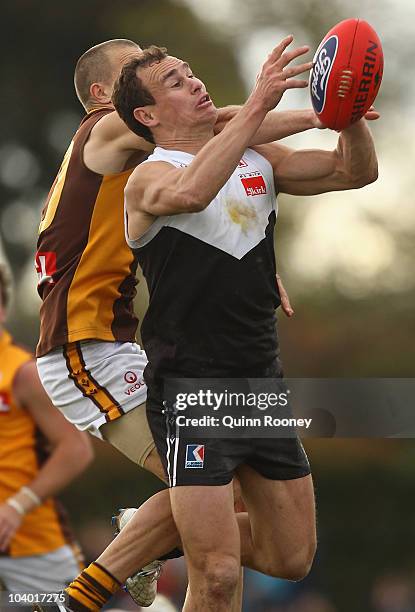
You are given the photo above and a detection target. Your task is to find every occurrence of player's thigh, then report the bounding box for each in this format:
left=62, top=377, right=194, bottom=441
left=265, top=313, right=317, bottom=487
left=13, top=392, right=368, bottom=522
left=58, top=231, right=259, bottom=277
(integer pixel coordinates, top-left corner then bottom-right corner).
left=236, top=464, right=316, bottom=558
left=100, top=402, right=163, bottom=475
left=170, top=483, right=240, bottom=562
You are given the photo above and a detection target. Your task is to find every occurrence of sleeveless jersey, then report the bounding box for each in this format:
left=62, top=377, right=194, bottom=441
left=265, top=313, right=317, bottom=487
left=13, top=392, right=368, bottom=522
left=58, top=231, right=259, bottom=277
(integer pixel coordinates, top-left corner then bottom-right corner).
left=36, top=109, right=138, bottom=357
left=0, top=331, right=76, bottom=557
left=126, top=147, right=281, bottom=383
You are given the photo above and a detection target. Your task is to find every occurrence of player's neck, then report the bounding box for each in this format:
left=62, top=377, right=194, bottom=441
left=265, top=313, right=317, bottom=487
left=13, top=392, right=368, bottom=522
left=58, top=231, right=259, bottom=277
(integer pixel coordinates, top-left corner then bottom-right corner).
left=87, top=102, right=114, bottom=113
left=156, top=128, right=215, bottom=155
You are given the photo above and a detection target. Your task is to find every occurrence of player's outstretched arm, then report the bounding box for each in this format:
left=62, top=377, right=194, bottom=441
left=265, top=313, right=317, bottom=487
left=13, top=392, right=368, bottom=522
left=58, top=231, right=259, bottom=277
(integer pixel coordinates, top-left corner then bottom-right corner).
left=127, top=37, right=311, bottom=220
left=0, top=361, right=93, bottom=552
left=215, top=107, right=322, bottom=144
left=253, top=116, right=378, bottom=196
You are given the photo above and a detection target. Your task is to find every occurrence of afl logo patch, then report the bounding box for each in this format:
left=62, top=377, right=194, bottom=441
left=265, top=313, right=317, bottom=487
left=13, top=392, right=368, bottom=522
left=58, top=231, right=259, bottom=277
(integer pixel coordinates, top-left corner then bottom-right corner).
left=185, top=444, right=205, bottom=468
left=310, top=35, right=338, bottom=114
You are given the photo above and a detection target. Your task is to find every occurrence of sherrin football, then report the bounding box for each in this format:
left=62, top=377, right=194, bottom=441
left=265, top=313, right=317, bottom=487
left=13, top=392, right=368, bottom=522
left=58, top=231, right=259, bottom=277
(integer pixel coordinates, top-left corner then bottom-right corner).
left=310, top=18, right=383, bottom=131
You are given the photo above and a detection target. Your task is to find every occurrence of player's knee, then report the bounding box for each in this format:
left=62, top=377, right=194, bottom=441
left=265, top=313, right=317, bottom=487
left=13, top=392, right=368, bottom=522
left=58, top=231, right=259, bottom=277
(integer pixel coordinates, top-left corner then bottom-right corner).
left=277, top=540, right=316, bottom=582
left=199, top=553, right=240, bottom=601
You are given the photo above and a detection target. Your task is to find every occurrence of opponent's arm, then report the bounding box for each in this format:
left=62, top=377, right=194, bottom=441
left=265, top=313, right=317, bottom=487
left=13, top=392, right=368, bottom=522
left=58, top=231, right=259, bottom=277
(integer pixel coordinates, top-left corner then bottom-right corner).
left=215, top=106, right=322, bottom=144
left=0, top=361, right=93, bottom=551
left=84, top=110, right=155, bottom=174
left=126, top=37, right=311, bottom=220
left=254, top=117, right=378, bottom=196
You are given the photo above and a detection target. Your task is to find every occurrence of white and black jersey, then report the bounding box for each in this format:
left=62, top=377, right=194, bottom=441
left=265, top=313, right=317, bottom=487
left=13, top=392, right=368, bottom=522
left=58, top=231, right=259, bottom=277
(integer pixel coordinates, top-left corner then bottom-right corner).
left=127, top=147, right=281, bottom=382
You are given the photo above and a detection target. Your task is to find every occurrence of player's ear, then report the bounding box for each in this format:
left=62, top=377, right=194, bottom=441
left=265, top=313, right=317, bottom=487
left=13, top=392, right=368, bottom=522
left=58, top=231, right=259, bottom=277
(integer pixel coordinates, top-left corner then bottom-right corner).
left=133, top=106, right=159, bottom=128
left=90, top=82, right=111, bottom=104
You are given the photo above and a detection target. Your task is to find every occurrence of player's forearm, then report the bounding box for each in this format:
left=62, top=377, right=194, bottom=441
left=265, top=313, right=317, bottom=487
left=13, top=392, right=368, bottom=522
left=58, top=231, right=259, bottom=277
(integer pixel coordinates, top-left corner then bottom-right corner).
left=250, top=109, right=319, bottom=145
left=337, top=119, right=378, bottom=187
left=32, top=435, right=92, bottom=500
left=176, top=100, right=267, bottom=209
left=216, top=107, right=319, bottom=144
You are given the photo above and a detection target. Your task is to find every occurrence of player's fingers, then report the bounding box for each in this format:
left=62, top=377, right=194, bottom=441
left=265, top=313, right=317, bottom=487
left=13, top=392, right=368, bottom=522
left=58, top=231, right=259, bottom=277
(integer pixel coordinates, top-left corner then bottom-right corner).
left=267, top=36, right=294, bottom=62
left=365, top=111, right=380, bottom=120
left=283, top=78, right=309, bottom=89
left=0, top=526, right=10, bottom=551
left=283, top=61, right=314, bottom=79
left=278, top=45, right=310, bottom=68
left=276, top=277, right=294, bottom=317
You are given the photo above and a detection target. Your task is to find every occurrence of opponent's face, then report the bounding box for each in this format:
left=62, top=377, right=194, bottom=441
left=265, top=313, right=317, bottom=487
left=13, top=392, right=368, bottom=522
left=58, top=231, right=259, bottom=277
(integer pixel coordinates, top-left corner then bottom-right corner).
left=92, top=46, right=142, bottom=104
left=109, top=45, right=142, bottom=91
left=135, top=56, right=217, bottom=131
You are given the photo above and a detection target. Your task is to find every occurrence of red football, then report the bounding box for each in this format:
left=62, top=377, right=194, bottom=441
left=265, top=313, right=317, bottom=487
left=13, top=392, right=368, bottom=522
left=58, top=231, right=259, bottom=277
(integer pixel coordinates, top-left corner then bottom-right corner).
left=310, top=18, right=384, bottom=130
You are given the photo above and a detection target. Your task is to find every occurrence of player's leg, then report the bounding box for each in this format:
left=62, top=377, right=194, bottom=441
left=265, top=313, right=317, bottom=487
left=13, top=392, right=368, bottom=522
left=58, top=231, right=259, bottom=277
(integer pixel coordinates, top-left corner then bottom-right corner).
left=236, top=465, right=316, bottom=580
left=100, top=403, right=166, bottom=480
left=171, top=483, right=240, bottom=612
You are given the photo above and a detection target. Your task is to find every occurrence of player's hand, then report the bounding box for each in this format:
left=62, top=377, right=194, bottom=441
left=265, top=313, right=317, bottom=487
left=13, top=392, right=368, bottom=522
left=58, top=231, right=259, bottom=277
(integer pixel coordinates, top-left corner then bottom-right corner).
left=276, top=274, right=294, bottom=318
left=0, top=503, right=23, bottom=551
left=251, top=36, right=313, bottom=112
left=310, top=113, right=327, bottom=129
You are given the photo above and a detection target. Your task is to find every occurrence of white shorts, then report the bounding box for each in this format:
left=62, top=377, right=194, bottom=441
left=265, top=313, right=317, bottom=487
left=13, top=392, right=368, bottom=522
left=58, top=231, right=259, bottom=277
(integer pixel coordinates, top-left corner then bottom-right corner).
left=0, top=545, right=80, bottom=592
left=37, top=340, right=148, bottom=438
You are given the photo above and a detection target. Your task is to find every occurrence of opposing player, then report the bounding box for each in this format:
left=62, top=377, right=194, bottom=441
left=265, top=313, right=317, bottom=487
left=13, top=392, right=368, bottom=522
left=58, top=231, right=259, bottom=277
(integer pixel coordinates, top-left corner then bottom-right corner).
left=34, top=37, right=324, bottom=607
left=0, top=265, right=93, bottom=593
left=109, top=44, right=378, bottom=611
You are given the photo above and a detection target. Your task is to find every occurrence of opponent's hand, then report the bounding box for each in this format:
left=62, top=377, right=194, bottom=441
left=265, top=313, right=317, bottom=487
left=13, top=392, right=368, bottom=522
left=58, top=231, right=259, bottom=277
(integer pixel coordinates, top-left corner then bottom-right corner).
left=250, top=36, right=313, bottom=112
left=0, top=503, right=23, bottom=551
left=276, top=274, right=294, bottom=318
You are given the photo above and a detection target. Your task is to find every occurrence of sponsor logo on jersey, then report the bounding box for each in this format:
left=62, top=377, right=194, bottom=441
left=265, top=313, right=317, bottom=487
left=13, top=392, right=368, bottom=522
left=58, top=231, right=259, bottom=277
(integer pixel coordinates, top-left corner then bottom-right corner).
left=185, top=444, right=205, bottom=468
left=35, top=251, right=57, bottom=286
left=310, top=35, right=338, bottom=114
left=124, top=371, right=146, bottom=396
left=238, top=159, right=248, bottom=168
left=124, top=371, right=137, bottom=384
left=240, top=172, right=267, bottom=197
left=0, top=392, right=10, bottom=414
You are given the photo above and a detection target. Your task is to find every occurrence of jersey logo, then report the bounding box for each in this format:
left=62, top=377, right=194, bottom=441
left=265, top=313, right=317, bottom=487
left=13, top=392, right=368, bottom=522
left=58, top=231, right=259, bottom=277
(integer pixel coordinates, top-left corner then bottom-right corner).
left=240, top=172, right=267, bottom=196
left=0, top=392, right=10, bottom=414
left=238, top=159, right=248, bottom=168
left=35, top=251, right=57, bottom=286
left=185, top=444, right=205, bottom=468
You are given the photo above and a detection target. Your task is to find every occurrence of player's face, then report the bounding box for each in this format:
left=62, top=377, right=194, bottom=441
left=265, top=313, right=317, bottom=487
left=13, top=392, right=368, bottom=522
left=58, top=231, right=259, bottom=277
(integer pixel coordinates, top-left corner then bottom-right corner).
left=140, top=56, right=218, bottom=129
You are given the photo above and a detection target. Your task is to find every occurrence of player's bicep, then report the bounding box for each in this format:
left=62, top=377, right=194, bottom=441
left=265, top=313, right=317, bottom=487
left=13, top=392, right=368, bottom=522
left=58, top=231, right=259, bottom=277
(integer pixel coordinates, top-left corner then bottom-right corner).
left=126, top=163, right=204, bottom=217
left=254, top=143, right=346, bottom=196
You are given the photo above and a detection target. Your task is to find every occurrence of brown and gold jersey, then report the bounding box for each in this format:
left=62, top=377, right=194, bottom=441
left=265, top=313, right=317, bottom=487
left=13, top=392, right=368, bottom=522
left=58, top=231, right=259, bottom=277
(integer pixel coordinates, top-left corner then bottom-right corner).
left=36, top=109, right=138, bottom=357
left=0, top=330, right=76, bottom=558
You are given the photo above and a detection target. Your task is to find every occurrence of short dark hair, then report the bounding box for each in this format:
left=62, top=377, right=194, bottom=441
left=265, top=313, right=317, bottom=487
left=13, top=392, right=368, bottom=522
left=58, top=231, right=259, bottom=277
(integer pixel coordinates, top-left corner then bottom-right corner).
left=0, top=264, right=11, bottom=310
left=74, top=39, right=140, bottom=110
left=112, top=46, right=168, bottom=144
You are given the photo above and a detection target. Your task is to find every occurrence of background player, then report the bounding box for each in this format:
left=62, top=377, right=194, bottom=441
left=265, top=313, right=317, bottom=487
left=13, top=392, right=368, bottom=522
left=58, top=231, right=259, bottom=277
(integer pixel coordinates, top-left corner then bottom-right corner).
left=0, top=264, right=93, bottom=593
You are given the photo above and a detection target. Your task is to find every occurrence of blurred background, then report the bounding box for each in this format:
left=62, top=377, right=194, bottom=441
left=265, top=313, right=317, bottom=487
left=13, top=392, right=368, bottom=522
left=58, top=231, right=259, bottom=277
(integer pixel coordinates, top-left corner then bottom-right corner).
left=1, top=0, right=414, bottom=610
